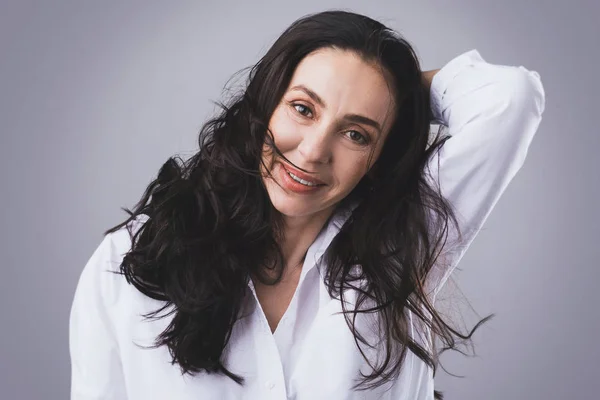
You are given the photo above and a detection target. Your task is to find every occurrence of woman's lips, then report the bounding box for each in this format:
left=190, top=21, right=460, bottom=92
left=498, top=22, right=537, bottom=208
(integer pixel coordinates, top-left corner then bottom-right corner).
left=278, top=163, right=325, bottom=194
left=280, top=162, right=326, bottom=185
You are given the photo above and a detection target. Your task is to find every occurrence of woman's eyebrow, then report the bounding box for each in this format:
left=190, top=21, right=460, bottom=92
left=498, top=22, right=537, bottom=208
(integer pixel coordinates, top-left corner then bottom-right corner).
left=289, top=84, right=382, bottom=133
left=345, top=114, right=381, bottom=133
left=290, top=84, right=327, bottom=108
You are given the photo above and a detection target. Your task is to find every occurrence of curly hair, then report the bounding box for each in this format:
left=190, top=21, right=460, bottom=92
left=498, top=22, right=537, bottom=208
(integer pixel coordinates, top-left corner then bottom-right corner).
left=105, top=10, right=492, bottom=400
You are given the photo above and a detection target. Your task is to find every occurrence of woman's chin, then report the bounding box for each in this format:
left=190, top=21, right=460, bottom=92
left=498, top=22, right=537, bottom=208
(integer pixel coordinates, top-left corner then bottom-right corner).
left=269, top=193, right=340, bottom=220
left=270, top=197, right=316, bottom=218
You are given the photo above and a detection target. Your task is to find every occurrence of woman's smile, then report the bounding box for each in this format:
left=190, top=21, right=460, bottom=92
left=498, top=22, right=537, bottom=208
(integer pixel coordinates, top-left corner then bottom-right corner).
left=277, top=162, right=327, bottom=194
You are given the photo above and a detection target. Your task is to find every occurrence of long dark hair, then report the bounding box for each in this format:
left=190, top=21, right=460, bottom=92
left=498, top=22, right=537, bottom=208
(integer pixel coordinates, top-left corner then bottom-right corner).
left=105, top=10, right=491, bottom=400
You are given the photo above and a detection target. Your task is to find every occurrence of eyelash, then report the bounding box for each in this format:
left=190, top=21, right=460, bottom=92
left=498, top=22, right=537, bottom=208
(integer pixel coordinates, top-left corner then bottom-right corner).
left=290, top=103, right=370, bottom=146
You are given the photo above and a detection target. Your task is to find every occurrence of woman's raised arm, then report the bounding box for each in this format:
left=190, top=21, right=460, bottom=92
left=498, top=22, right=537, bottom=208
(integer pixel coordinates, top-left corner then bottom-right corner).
left=422, top=49, right=546, bottom=299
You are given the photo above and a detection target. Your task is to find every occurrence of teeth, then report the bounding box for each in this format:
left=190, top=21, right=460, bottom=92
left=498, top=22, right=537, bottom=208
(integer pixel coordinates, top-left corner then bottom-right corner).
left=287, top=170, right=319, bottom=187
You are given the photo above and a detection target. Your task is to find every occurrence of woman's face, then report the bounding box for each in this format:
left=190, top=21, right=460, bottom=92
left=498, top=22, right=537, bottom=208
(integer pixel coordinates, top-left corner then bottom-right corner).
left=261, top=47, right=396, bottom=220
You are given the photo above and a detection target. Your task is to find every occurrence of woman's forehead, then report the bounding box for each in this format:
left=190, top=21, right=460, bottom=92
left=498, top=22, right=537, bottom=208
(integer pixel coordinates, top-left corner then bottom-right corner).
left=287, top=48, right=396, bottom=131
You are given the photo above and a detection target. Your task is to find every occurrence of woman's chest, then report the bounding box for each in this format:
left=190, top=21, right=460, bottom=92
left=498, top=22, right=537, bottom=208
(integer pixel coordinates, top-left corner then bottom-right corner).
left=251, top=268, right=302, bottom=334
left=118, top=297, right=432, bottom=400
left=115, top=267, right=434, bottom=400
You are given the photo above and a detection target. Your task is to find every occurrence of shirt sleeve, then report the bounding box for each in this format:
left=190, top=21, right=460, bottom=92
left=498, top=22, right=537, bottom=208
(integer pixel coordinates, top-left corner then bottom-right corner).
left=69, top=233, right=129, bottom=400
left=423, top=49, right=546, bottom=300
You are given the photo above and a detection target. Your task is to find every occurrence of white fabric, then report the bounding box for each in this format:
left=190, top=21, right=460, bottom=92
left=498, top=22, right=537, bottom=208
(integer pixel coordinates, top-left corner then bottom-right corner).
left=69, top=49, right=545, bottom=400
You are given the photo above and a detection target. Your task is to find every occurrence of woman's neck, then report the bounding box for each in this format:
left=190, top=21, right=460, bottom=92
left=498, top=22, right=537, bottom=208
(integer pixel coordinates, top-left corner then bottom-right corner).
left=279, top=206, right=335, bottom=275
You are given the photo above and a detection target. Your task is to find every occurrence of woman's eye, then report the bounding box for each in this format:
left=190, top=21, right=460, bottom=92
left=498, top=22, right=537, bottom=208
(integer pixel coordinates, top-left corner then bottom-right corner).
left=346, top=130, right=368, bottom=145
left=293, top=104, right=313, bottom=118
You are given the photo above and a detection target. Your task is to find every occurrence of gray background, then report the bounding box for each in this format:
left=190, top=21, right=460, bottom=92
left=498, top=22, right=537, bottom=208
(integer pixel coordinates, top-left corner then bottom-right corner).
left=1, top=1, right=597, bottom=399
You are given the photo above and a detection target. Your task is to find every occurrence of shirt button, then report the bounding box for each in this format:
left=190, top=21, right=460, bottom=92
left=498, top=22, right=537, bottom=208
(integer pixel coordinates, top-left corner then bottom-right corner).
left=265, top=380, right=275, bottom=390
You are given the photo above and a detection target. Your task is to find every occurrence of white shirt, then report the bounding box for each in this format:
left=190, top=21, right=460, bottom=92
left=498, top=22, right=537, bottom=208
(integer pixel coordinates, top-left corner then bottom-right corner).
left=69, top=49, right=545, bottom=400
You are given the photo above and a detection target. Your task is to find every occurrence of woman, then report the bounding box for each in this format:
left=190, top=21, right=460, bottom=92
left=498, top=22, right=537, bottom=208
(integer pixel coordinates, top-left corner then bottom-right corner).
left=69, top=10, right=545, bottom=400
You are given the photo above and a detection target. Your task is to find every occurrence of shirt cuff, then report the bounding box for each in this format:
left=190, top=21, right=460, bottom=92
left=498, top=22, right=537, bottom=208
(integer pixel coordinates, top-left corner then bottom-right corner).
left=429, top=49, right=485, bottom=125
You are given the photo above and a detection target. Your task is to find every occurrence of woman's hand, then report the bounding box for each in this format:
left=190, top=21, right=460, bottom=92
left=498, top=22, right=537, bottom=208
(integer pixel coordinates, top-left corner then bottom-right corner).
left=421, top=69, right=441, bottom=91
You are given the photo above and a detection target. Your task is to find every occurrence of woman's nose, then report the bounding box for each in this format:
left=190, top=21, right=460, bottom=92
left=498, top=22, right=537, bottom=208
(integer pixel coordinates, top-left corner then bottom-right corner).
left=297, top=127, right=333, bottom=165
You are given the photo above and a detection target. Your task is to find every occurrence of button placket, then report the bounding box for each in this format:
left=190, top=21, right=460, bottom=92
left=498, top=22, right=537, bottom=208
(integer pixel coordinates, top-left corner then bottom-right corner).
left=251, top=307, right=288, bottom=399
